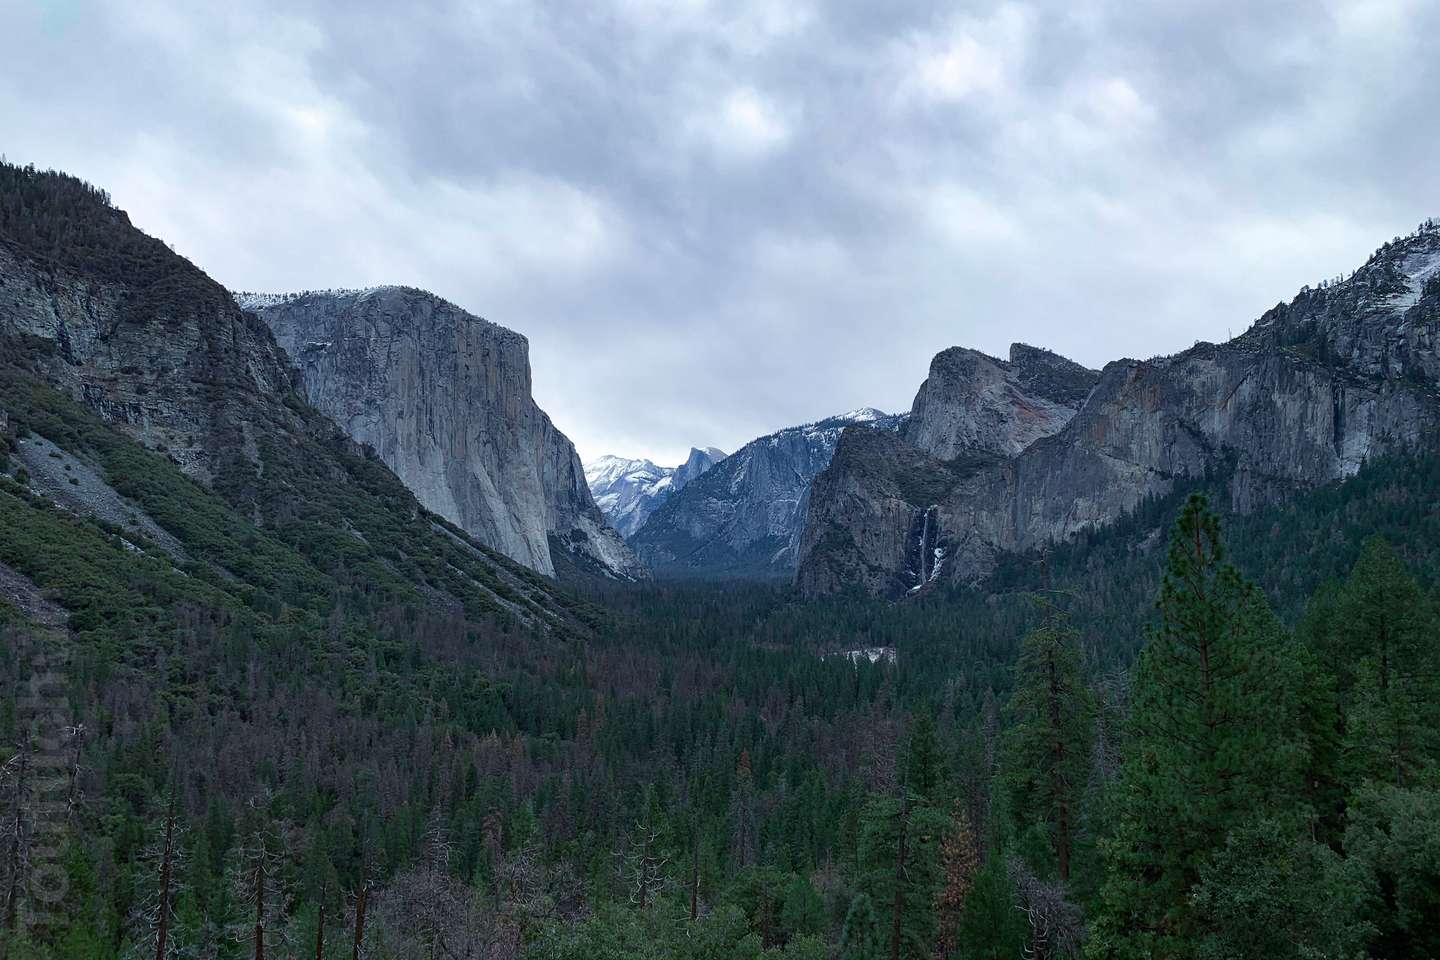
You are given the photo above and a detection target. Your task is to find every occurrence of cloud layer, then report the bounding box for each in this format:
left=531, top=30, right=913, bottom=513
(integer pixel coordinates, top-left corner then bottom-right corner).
left=4, top=0, right=1437, bottom=463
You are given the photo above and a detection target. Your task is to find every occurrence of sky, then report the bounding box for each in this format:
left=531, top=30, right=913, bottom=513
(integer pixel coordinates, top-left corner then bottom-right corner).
left=3, top=0, right=1438, bottom=465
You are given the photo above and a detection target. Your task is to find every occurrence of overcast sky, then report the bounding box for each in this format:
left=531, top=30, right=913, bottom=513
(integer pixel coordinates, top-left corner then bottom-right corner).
left=3, top=0, right=1437, bottom=464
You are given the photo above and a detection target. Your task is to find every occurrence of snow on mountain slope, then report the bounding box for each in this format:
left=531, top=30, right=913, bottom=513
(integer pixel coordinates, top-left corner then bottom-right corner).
left=585, top=447, right=726, bottom=538
left=629, top=408, right=905, bottom=577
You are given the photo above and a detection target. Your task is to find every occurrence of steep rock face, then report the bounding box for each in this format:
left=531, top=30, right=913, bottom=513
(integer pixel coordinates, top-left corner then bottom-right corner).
left=903, top=343, right=1098, bottom=459
left=584, top=446, right=725, bottom=537
left=0, top=164, right=582, bottom=627
left=0, top=214, right=298, bottom=488
left=798, top=223, right=1440, bottom=597
left=630, top=409, right=903, bottom=577
left=245, top=288, right=645, bottom=580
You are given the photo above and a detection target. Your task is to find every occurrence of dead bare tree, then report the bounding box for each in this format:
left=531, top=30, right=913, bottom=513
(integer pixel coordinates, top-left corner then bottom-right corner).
left=614, top=804, right=669, bottom=910
left=227, top=801, right=290, bottom=960
left=1005, top=858, right=1086, bottom=960
left=128, top=800, right=186, bottom=960
left=0, top=744, right=33, bottom=933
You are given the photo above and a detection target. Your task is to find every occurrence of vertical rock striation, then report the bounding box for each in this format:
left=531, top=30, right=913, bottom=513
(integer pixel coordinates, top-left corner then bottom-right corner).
left=244, top=287, right=646, bottom=580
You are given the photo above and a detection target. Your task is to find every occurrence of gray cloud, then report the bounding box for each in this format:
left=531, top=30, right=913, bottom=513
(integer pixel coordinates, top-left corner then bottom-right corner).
left=3, top=0, right=1437, bottom=464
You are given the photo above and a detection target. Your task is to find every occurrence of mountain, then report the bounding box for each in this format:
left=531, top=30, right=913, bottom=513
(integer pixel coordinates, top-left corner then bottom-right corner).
left=797, top=221, right=1440, bottom=597
left=238, top=287, right=647, bottom=581
left=903, top=343, right=1099, bottom=460
left=584, top=446, right=725, bottom=537
left=0, top=162, right=586, bottom=629
left=629, top=408, right=903, bottom=577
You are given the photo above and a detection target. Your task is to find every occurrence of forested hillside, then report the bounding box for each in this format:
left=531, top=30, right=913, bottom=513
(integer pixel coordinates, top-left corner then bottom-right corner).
left=3, top=381, right=1438, bottom=957
left=1, top=163, right=1437, bottom=960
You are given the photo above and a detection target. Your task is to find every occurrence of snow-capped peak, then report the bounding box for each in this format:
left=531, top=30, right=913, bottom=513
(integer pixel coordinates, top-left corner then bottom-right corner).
left=584, top=447, right=725, bottom=538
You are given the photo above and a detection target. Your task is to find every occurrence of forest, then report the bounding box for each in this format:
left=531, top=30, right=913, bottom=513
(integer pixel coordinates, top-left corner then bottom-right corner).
left=1, top=370, right=1438, bottom=958
left=0, top=158, right=1437, bottom=960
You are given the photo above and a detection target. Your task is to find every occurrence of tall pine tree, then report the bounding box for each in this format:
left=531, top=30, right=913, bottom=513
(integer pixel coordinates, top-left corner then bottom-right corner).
left=1000, top=605, right=1093, bottom=882
left=1089, top=496, right=1310, bottom=958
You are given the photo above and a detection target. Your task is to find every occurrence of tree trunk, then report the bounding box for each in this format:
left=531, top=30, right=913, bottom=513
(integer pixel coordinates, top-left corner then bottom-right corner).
left=255, top=864, right=265, bottom=960
left=155, top=808, right=175, bottom=960
left=315, top=883, right=326, bottom=960
left=890, top=794, right=910, bottom=960
left=351, top=883, right=368, bottom=960
left=689, top=827, right=699, bottom=922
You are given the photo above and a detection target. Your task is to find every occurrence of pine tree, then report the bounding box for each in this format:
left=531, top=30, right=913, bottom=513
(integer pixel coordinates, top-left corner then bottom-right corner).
left=732, top=750, right=758, bottom=869
left=1089, top=495, right=1310, bottom=958
left=902, top=711, right=942, bottom=805
left=1326, top=538, right=1439, bottom=786
left=839, top=893, right=883, bottom=960
left=1000, top=607, right=1093, bottom=882
left=859, top=791, right=946, bottom=960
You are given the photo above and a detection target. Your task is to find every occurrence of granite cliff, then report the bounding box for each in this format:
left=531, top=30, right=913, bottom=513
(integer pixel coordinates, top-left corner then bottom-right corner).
left=0, top=163, right=582, bottom=623
left=242, top=287, right=646, bottom=580
left=798, top=222, right=1440, bottom=597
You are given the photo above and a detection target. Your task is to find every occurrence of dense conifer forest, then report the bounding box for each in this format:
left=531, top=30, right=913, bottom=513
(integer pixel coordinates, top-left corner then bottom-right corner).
left=1, top=161, right=1438, bottom=959
left=2, top=358, right=1438, bottom=957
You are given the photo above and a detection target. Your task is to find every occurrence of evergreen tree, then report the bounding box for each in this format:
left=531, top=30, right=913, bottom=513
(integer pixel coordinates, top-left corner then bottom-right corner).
left=1327, top=538, right=1439, bottom=786
left=1190, top=817, right=1374, bottom=960
left=901, top=711, right=942, bottom=805
left=953, top=860, right=1026, bottom=959
left=778, top=874, right=825, bottom=944
left=858, top=792, right=946, bottom=960
left=838, top=893, right=883, bottom=960
left=1089, top=496, right=1310, bottom=958
left=1000, top=606, right=1093, bottom=881
left=1343, top=782, right=1440, bottom=958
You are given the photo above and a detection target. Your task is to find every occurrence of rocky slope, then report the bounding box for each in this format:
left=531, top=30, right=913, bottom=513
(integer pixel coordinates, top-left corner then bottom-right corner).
left=0, top=163, right=584, bottom=625
left=630, top=408, right=903, bottom=577
left=798, top=222, right=1440, bottom=597
left=242, top=287, right=646, bottom=580
left=584, top=446, right=725, bottom=537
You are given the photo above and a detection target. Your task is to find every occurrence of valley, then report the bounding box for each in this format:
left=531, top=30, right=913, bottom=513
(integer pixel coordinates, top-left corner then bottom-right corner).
left=1, top=161, right=1437, bottom=960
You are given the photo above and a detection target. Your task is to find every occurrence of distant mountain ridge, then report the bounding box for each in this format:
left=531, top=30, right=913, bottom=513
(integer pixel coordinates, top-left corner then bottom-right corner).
left=584, top=446, right=725, bottom=537
left=629, top=408, right=904, bottom=577
left=798, top=220, right=1440, bottom=597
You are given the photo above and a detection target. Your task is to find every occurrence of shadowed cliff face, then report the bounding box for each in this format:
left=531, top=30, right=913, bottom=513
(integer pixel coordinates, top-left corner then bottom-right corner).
left=798, top=224, right=1440, bottom=598
left=630, top=409, right=904, bottom=578
left=246, top=287, right=646, bottom=581
left=0, top=229, right=298, bottom=491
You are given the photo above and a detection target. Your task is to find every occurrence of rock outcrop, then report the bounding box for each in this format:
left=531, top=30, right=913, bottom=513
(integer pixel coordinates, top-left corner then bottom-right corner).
left=798, top=222, right=1440, bottom=597
left=0, top=205, right=299, bottom=489
left=630, top=408, right=903, bottom=577
left=903, top=344, right=1098, bottom=460
left=0, top=162, right=583, bottom=634
left=584, top=446, right=725, bottom=538
left=243, top=287, right=646, bottom=580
